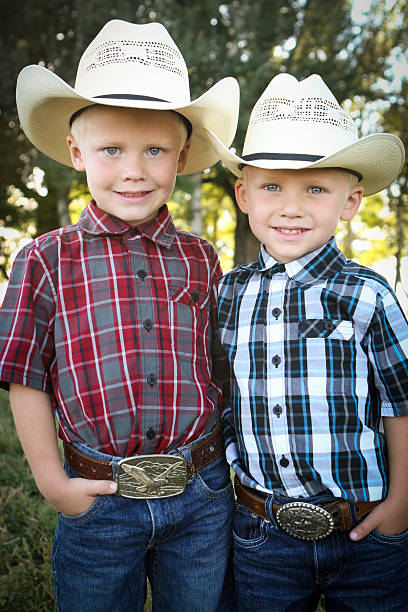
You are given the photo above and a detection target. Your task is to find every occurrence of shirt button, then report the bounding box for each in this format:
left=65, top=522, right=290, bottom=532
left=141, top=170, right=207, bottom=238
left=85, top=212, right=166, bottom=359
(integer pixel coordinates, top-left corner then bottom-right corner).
left=280, top=456, right=289, bottom=468
left=265, top=271, right=272, bottom=279
left=129, top=227, right=138, bottom=236
left=147, top=373, right=157, bottom=386
left=191, top=292, right=199, bottom=303
left=325, top=320, right=335, bottom=331
left=272, top=355, right=281, bottom=367
left=273, top=404, right=283, bottom=417
left=137, top=269, right=147, bottom=279
left=272, top=307, right=281, bottom=319
left=143, top=319, right=153, bottom=331
left=146, top=427, right=156, bottom=440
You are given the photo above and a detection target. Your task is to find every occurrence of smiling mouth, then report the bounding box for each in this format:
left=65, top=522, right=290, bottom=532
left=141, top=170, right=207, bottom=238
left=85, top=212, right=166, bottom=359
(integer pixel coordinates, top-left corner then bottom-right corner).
left=119, top=191, right=151, bottom=197
left=275, top=227, right=307, bottom=235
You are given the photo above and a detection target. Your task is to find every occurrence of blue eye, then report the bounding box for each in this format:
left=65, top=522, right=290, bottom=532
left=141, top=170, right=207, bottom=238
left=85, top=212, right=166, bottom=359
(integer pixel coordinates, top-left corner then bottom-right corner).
left=310, top=186, right=323, bottom=194
left=148, top=147, right=161, bottom=156
left=265, top=184, right=279, bottom=191
left=105, top=147, right=119, bottom=156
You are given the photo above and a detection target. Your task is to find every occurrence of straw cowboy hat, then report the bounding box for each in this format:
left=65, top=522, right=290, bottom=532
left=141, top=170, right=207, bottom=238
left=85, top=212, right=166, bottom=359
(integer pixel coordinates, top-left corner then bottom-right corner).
left=16, top=19, right=239, bottom=175
left=205, top=73, right=404, bottom=195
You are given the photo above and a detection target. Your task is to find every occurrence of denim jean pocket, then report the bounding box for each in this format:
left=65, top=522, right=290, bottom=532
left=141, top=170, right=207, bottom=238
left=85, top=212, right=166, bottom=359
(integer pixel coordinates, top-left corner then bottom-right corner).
left=367, top=526, right=408, bottom=545
left=59, top=463, right=110, bottom=521
left=194, top=455, right=233, bottom=499
left=233, top=500, right=268, bottom=548
left=59, top=494, right=108, bottom=522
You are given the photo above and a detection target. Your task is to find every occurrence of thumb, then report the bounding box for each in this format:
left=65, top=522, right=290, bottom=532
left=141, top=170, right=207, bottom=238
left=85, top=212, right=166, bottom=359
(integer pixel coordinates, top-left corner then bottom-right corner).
left=86, top=479, right=118, bottom=496
left=349, top=513, right=375, bottom=541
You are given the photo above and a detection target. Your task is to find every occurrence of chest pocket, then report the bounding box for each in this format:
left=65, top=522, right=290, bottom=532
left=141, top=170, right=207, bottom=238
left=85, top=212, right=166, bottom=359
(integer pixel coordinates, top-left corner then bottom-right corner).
left=298, top=319, right=355, bottom=341
left=167, top=284, right=211, bottom=371
left=169, top=284, right=210, bottom=311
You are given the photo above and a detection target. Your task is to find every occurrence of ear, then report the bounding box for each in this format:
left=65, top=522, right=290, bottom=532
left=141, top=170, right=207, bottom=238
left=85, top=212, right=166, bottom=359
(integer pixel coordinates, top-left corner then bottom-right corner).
left=66, top=134, right=86, bottom=171
left=235, top=177, right=249, bottom=214
left=176, top=139, right=191, bottom=174
left=340, top=185, right=363, bottom=222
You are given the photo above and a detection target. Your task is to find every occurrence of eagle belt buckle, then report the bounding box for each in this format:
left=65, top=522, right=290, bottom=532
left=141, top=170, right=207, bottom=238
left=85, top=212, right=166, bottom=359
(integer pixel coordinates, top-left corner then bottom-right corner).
left=276, top=501, right=335, bottom=540
left=116, top=455, right=188, bottom=499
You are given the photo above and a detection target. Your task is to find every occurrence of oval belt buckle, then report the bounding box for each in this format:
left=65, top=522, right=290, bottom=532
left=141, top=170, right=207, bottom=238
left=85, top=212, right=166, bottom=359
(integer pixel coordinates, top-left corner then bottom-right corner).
left=116, top=455, right=188, bottom=499
left=276, top=501, right=334, bottom=540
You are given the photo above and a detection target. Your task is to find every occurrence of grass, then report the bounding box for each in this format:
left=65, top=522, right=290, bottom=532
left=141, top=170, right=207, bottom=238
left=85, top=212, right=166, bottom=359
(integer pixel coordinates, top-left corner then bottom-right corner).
left=0, top=389, right=56, bottom=611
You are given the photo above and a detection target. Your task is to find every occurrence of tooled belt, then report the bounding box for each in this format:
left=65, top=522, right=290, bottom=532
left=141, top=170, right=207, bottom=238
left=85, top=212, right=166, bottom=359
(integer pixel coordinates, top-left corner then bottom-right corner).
left=234, top=477, right=381, bottom=541
left=63, top=422, right=223, bottom=499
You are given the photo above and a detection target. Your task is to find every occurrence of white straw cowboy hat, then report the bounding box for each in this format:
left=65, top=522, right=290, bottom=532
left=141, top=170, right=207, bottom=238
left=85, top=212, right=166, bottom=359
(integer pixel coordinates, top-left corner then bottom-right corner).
left=16, top=19, right=239, bottom=175
left=205, top=73, right=404, bottom=195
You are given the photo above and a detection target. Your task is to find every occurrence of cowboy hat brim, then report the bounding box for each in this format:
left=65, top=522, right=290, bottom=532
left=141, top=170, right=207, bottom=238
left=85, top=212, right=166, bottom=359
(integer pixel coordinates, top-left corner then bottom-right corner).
left=16, top=65, right=239, bottom=175
left=204, top=128, right=405, bottom=196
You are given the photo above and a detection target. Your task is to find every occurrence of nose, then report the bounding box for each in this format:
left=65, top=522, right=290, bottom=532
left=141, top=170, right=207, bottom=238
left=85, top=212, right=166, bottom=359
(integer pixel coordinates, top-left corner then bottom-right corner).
left=121, top=153, right=146, bottom=181
left=279, top=191, right=304, bottom=217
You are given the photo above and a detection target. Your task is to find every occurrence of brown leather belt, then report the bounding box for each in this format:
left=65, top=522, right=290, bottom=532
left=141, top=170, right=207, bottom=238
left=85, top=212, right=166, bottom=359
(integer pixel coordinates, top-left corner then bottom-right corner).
left=234, top=477, right=380, bottom=540
left=64, top=422, right=223, bottom=483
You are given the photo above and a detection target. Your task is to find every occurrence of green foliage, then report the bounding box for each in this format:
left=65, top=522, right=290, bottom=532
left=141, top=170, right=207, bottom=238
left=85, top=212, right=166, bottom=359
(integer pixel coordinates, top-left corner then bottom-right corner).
left=0, top=389, right=56, bottom=611
left=336, top=192, right=395, bottom=264
left=200, top=181, right=236, bottom=272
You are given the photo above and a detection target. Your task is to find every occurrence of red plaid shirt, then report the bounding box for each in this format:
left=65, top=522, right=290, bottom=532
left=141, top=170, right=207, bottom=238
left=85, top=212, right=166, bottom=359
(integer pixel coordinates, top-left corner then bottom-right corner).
left=0, top=202, right=224, bottom=456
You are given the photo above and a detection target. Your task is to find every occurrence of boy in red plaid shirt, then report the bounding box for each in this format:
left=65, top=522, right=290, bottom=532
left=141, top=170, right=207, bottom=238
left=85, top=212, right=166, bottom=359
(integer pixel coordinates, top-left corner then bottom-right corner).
left=0, top=20, right=238, bottom=612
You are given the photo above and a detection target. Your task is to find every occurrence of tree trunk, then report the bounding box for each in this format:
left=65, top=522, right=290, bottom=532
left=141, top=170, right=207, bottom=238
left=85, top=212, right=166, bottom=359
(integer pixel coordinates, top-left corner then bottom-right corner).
left=342, top=221, right=354, bottom=260
left=57, top=196, right=71, bottom=228
left=234, top=206, right=260, bottom=266
left=189, top=173, right=202, bottom=236
left=394, top=196, right=404, bottom=290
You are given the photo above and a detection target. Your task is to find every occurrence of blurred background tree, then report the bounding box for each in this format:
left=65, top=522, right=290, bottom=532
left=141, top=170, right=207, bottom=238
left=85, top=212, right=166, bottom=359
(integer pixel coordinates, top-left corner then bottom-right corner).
left=0, top=0, right=407, bottom=297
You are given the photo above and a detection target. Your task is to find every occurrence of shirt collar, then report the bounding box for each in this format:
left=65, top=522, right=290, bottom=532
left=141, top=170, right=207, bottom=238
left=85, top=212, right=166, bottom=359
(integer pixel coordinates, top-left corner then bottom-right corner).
left=78, top=200, right=176, bottom=248
left=253, top=237, right=346, bottom=284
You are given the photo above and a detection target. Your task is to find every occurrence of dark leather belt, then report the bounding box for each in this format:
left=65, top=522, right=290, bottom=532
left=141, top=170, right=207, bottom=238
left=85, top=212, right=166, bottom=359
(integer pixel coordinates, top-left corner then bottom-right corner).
left=64, top=421, right=223, bottom=480
left=234, top=477, right=380, bottom=540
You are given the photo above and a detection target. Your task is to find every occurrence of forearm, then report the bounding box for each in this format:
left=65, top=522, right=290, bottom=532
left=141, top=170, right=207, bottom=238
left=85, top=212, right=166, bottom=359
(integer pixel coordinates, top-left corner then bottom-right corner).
left=10, top=383, right=67, bottom=502
left=350, top=414, right=408, bottom=540
left=10, top=383, right=117, bottom=515
left=383, top=414, right=408, bottom=506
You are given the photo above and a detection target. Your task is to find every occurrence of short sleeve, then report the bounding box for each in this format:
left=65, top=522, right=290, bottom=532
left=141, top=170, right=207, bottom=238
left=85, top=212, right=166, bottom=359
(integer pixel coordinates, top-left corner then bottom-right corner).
left=368, top=289, right=408, bottom=417
left=0, top=244, right=56, bottom=392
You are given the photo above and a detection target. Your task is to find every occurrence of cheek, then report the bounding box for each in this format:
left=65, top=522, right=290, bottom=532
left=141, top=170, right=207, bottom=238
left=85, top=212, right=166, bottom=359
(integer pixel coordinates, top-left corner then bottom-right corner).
left=86, top=162, right=115, bottom=188
left=312, top=206, right=341, bottom=231
left=248, top=202, right=270, bottom=226
left=154, top=162, right=178, bottom=188
left=247, top=212, right=269, bottom=237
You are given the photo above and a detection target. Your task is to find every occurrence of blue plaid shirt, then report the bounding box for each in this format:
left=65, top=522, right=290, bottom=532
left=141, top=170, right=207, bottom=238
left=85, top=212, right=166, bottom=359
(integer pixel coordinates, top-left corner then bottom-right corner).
left=218, top=237, right=408, bottom=502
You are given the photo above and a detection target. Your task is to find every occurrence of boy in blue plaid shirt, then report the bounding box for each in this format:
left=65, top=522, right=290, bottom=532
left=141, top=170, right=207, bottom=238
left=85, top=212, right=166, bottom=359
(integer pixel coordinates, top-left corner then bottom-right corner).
left=206, top=73, right=408, bottom=611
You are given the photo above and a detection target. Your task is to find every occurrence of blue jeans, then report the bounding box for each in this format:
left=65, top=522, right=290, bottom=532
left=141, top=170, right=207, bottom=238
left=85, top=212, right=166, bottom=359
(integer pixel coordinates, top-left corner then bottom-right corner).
left=52, top=437, right=234, bottom=612
left=233, top=491, right=408, bottom=611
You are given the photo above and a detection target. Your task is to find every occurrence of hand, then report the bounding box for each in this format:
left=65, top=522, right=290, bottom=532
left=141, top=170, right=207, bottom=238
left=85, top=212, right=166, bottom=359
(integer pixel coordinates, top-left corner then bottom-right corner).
left=349, top=498, right=408, bottom=541
left=44, top=474, right=117, bottom=516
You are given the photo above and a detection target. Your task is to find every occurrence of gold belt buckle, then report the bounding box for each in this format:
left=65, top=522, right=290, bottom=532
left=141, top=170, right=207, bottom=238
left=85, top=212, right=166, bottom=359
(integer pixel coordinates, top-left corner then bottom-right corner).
left=276, top=501, right=335, bottom=540
left=116, top=455, right=188, bottom=499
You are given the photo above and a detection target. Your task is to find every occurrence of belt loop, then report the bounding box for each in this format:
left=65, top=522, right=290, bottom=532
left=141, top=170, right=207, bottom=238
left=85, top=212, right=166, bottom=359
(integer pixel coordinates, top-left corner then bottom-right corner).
left=348, top=500, right=359, bottom=528
left=110, top=459, right=118, bottom=480
left=173, top=444, right=192, bottom=464
left=264, top=497, right=278, bottom=527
